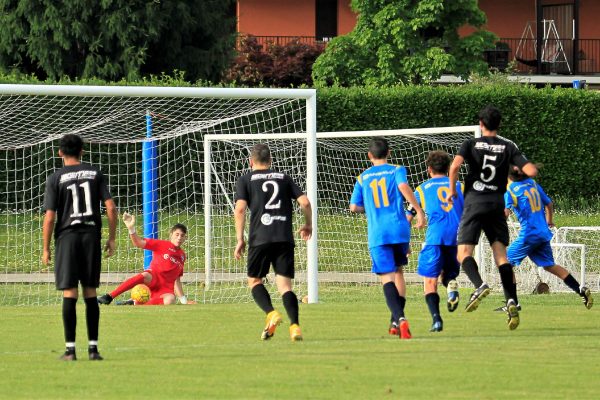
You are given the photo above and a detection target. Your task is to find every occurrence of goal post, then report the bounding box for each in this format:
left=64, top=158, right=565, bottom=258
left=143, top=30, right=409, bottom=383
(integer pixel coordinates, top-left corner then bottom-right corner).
left=0, top=84, right=316, bottom=305
left=204, top=125, right=481, bottom=302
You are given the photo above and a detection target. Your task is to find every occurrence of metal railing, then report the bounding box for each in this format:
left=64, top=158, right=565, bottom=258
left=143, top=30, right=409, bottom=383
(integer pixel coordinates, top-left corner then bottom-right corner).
left=239, top=35, right=600, bottom=74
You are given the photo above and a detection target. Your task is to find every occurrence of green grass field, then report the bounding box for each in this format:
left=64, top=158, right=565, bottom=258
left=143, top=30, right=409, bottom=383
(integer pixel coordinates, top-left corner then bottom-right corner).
left=1, top=288, right=598, bottom=399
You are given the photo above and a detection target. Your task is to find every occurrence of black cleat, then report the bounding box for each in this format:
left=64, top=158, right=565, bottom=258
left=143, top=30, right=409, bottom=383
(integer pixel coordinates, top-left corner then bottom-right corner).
left=465, top=284, right=491, bottom=312
left=506, top=299, right=520, bottom=330
left=581, top=287, right=593, bottom=309
left=89, top=352, right=104, bottom=361
left=429, top=320, right=443, bottom=332
left=59, top=351, right=77, bottom=361
left=97, top=294, right=113, bottom=305
left=115, top=299, right=135, bottom=306
left=494, top=303, right=522, bottom=312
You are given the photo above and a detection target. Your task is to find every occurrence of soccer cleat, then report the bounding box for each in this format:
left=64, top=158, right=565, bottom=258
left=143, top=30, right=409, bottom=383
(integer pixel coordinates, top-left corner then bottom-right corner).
left=465, top=284, right=491, bottom=312
left=260, top=310, right=282, bottom=340
left=506, top=299, right=520, bottom=330
left=97, top=294, right=113, bottom=305
left=399, top=318, right=412, bottom=339
left=388, top=322, right=400, bottom=336
left=115, top=299, right=135, bottom=306
left=59, top=350, right=77, bottom=361
left=88, top=352, right=104, bottom=361
left=580, top=287, right=593, bottom=309
left=289, top=324, right=303, bottom=342
left=447, top=279, right=460, bottom=312
left=430, top=320, right=443, bottom=332
left=494, top=303, right=521, bottom=312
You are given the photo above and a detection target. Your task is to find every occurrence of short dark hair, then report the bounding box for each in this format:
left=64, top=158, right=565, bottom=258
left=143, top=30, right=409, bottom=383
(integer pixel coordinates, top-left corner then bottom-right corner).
left=478, top=105, right=502, bottom=131
left=59, top=134, right=84, bottom=157
left=508, top=165, right=527, bottom=182
left=251, top=143, right=271, bottom=164
left=368, top=137, right=389, bottom=159
left=170, top=223, right=188, bottom=235
left=426, top=150, right=451, bottom=174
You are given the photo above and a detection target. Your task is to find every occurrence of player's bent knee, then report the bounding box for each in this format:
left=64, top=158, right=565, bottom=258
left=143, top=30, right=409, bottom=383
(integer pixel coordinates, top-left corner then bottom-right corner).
left=142, top=271, right=153, bottom=285
left=162, top=294, right=176, bottom=305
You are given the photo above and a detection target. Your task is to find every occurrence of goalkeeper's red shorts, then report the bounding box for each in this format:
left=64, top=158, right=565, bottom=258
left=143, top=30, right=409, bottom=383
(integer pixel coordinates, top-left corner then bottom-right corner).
left=146, top=269, right=176, bottom=298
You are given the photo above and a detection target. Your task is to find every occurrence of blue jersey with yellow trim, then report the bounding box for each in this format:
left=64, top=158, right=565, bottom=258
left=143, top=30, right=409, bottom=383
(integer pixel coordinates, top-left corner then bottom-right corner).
left=350, top=164, right=411, bottom=248
left=414, top=177, right=464, bottom=245
left=504, top=178, right=553, bottom=242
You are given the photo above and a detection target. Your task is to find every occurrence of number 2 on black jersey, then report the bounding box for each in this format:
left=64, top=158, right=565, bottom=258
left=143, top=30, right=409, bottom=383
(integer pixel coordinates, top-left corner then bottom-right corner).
left=67, top=181, right=93, bottom=217
left=262, top=180, right=281, bottom=209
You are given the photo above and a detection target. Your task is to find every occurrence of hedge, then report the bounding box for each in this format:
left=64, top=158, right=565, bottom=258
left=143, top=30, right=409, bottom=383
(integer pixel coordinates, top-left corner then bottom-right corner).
left=0, top=74, right=598, bottom=202
left=317, top=85, right=600, bottom=200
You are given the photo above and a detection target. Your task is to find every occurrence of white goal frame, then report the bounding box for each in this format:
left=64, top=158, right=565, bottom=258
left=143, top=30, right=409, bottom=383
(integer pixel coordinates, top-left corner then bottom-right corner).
left=205, top=125, right=480, bottom=303
left=0, top=84, right=316, bottom=306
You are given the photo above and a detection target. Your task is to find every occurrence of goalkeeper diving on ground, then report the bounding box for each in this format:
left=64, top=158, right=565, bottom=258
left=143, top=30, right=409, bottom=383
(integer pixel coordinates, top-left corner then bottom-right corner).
left=98, top=213, right=194, bottom=306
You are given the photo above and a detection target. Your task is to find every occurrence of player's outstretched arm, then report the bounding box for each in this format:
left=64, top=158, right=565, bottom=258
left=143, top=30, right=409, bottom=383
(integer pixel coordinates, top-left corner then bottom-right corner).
left=174, top=278, right=195, bottom=304
left=521, top=162, right=538, bottom=178
left=297, top=194, right=313, bottom=241
left=123, top=212, right=146, bottom=248
left=104, top=199, right=117, bottom=258
left=545, top=202, right=555, bottom=228
left=233, top=200, right=247, bottom=259
left=446, top=156, right=464, bottom=204
left=398, top=183, right=426, bottom=229
left=41, top=210, right=56, bottom=265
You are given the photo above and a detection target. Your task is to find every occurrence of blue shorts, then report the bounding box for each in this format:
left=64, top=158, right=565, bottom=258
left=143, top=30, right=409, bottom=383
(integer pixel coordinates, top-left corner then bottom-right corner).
left=417, top=245, right=460, bottom=279
left=508, top=238, right=555, bottom=268
left=370, top=243, right=409, bottom=274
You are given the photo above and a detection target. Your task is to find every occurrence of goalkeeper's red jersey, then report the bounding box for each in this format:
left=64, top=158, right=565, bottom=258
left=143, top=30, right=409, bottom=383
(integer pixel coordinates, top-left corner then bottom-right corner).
left=144, top=238, right=185, bottom=285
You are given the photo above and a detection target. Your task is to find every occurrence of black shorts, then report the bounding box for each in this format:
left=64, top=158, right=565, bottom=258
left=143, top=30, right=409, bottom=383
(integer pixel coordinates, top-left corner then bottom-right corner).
left=247, top=242, right=295, bottom=279
left=55, top=229, right=101, bottom=290
left=457, top=201, right=509, bottom=246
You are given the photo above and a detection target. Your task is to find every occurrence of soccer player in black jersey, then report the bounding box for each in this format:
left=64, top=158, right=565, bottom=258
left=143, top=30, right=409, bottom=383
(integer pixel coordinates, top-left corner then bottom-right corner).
left=234, top=144, right=312, bottom=341
left=446, top=105, right=537, bottom=330
left=42, top=134, right=117, bottom=360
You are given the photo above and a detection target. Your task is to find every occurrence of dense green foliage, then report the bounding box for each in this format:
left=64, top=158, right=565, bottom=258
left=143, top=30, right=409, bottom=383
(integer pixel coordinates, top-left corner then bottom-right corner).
left=312, top=0, right=496, bottom=86
left=0, top=73, right=597, bottom=201
left=0, top=0, right=235, bottom=82
left=316, top=85, right=600, bottom=199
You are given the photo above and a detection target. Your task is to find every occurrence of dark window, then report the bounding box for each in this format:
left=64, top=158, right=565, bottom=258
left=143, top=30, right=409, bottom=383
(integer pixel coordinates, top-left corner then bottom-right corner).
left=316, top=0, right=337, bottom=41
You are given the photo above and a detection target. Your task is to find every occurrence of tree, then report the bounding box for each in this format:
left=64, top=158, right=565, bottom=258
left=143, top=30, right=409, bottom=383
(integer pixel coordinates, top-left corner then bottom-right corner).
left=224, top=36, right=324, bottom=87
left=0, top=0, right=235, bottom=82
left=312, top=0, right=497, bottom=86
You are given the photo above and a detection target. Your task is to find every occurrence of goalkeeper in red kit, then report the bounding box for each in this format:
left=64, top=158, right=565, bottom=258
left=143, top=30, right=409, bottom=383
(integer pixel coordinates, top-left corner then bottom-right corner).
left=98, top=213, right=193, bottom=305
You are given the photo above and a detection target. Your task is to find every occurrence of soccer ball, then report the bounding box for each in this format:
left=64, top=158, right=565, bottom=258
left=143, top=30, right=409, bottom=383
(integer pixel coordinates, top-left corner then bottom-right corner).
left=131, top=284, right=151, bottom=304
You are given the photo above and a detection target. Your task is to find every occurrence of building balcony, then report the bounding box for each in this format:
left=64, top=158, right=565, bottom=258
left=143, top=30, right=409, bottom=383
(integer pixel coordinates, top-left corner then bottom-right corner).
left=240, top=35, right=600, bottom=75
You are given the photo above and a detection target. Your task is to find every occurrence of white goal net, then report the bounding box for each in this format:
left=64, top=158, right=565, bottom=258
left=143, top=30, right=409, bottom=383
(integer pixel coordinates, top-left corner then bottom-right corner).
left=205, top=127, right=480, bottom=301
left=0, top=84, right=315, bottom=305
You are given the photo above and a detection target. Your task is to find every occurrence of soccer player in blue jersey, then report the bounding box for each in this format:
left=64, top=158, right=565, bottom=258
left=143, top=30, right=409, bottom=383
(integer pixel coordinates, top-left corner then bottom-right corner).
left=350, top=137, right=426, bottom=339
left=504, top=166, right=593, bottom=309
left=412, top=151, right=464, bottom=332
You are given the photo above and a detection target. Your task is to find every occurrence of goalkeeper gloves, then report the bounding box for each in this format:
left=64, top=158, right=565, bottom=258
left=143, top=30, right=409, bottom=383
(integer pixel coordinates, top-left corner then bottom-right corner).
left=123, top=212, right=136, bottom=234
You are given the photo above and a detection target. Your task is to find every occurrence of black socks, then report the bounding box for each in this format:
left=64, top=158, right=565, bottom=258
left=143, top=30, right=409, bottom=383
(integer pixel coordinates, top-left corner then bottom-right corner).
left=563, top=274, right=581, bottom=295
left=251, top=284, right=275, bottom=314
left=84, top=296, right=100, bottom=342
left=462, top=256, right=484, bottom=288
left=498, top=263, right=518, bottom=303
left=62, top=297, right=77, bottom=343
left=383, top=282, right=405, bottom=323
left=425, top=292, right=442, bottom=322
left=282, top=291, right=299, bottom=325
